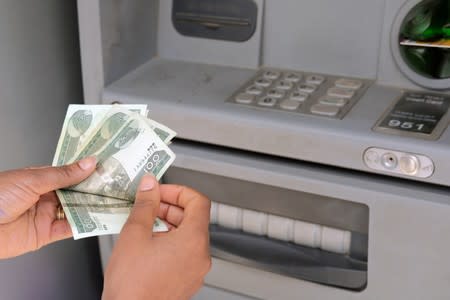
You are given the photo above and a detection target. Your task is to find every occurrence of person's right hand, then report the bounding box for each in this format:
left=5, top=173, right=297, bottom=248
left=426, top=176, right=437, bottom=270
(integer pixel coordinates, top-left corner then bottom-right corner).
left=102, top=175, right=212, bottom=300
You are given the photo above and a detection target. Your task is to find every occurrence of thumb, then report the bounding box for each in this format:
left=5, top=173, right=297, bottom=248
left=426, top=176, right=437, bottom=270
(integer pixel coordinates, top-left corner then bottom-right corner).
left=122, top=175, right=160, bottom=235
left=23, top=156, right=97, bottom=195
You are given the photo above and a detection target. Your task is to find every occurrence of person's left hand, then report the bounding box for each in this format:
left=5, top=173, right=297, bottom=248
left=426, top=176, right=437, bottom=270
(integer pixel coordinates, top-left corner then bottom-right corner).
left=0, top=157, right=97, bottom=259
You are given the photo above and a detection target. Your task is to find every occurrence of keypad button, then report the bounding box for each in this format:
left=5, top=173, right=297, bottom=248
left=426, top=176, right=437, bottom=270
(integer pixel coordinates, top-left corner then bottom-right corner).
left=399, top=155, right=420, bottom=175
left=267, top=88, right=286, bottom=99
left=263, top=70, right=281, bottom=80
left=283, top=72, right=302, bottom=83
left=280, top=99, right=301, bottom=111
left=275, top=80, right=294, bottom=90
left=335, top=78, right=362, bottom=90
left=235, top=93, right=255, bottom=104
left=327, top=87, right=355, bottom=99
left=290, top=91, right=309, bottom=102
left=255, top=77, right=272, bottom=87
left=297, top=83, right=317, bottom=94
left=246, top=85, right=264, bottom=95
left=318, top=96, right=348, bottom=107
left=306, top=75, right=325, bottom=85
left=310, top=103, right=340, bottom=117
left=258, top=96, right=277, bottom=107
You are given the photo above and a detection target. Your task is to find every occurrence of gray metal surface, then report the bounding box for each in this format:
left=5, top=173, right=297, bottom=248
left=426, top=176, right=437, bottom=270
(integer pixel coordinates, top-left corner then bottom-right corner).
left=100, top=0, right=158, bottom=85
left=0, top=1, right=103, bottom=299
left=261, top=0, right=386, bottom=79
left=170, top=141, right=450, bottom=300
left=103, top=59, right=450, bottom=186
left=193, top=285, right=259, bottom=300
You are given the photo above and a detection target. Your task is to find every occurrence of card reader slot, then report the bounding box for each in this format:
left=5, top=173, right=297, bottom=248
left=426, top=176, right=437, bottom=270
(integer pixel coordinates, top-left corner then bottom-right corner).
left=172, top=0, right=258, bottom=42
left=210, top=225, right=367, bottom=291
left=174, top=12, right=251, bottom=29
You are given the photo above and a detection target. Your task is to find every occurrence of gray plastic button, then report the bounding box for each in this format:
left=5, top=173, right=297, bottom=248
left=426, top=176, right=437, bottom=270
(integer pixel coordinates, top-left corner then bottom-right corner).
left=276, top=80, right=294, bottom=90
left=335, top=78, right=363, bottom=90
left=399, top=155, right=420, bottom=175
left=255, top=77, right=272, bottom=87
left=284, top=72, right=302, bottom=83
left=327, top=87, right=355, bottom=99
left=235, top=93, right=255, bottom=104
left=290, top=91, right=308, bottom=102
left=310, top=103, right=340, bottom=116
left=263, top=70, right=281, bottom=80
left=363, top=147, right=434, bottom=179
left=258, top=96, right=277, bottom=107
left=267, top=88, right=285, bottom=99
left=306, top=75, right=325, bottom=85
left=298, top=83, right=317, bottom=94
left=246, top=85, right=264, bottom=95
left=280, top=99, right=301, bottom=111
left=319, top=96, right=348, bottom=107
left=381, top=153, right=398, bottom=170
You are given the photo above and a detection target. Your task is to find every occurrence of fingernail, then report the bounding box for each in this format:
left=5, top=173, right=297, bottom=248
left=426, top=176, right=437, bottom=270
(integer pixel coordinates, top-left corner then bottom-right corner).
left=78, top=156, right=97, bottom=170
left=140, top=175, right=156, bottom=191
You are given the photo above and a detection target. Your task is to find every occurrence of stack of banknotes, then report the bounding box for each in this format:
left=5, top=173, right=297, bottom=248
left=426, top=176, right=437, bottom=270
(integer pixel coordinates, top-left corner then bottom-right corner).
left=52, top=104, right=177, bottom=239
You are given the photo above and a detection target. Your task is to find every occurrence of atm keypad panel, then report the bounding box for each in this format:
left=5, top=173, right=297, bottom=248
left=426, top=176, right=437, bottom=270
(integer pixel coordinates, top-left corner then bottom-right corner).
left=228, top=69, right=372, bottom=119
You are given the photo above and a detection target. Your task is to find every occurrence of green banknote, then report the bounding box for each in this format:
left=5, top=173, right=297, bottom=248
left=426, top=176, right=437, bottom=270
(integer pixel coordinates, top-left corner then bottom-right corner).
left=53, top=104, right=147, bottom=165
left=146, top=118, right=177, bottom=144
left=69, top=113, right=176, bottom=201
left=56, top=190, right=167, bottom=239
left=53, top=104, right=174, bottom=239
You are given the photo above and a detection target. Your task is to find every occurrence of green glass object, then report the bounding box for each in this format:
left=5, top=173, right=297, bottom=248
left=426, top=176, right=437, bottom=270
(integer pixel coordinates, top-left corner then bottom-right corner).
left=402, top=46, right=435, bottom=77
left=443, top=23, right=450, bottom=38
left=438, top=50, right=450, bottom=78
left=402, top=0, right=448, bottom=41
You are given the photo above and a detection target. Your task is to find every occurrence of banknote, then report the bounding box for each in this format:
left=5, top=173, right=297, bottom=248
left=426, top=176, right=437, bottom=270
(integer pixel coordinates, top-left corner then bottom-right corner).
left=69, top=113, right=176, bottom=201
left=56, top=190, right=168, bottom=239
left=146, top=118, right=177, bottom=144
left=70, top=107, right=144, bottom=162
left=53, top=104, right=147, bottom=166
left=53, top=104, right=174, bottom=239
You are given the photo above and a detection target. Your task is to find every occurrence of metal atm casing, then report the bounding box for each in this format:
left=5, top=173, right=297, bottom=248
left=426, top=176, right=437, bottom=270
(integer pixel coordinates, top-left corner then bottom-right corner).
left=77, top=0, right=450, bottom=299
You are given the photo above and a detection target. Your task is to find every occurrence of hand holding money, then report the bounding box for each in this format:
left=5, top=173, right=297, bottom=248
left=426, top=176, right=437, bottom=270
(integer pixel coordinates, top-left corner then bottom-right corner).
left=53, top=104, right=177, bottom=239
left=0, top=157, right=96, bottom=259
left=103, top=177, right=211, bottom=300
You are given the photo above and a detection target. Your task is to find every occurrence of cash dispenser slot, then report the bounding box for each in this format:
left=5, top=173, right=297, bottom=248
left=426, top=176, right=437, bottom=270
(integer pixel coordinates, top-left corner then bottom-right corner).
left=172, top=0, right=258, bottom=42
left=164, top=166, right=369, bottom=291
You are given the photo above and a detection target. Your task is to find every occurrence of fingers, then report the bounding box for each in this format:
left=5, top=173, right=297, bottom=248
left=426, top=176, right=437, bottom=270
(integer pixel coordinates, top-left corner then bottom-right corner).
left=49, top=220, right=73, bottom=242
left=159, top=185, right=210, bottom=233
left=22, top=157, right=97, bottom=195
left=121, top=175, right=160, bottom=238
left=158, top=202, right=184, bottom=227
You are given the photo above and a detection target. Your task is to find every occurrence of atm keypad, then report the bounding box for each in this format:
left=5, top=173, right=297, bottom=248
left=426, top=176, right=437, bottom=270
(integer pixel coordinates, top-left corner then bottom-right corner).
left=229, top=68, right=371, bottom=119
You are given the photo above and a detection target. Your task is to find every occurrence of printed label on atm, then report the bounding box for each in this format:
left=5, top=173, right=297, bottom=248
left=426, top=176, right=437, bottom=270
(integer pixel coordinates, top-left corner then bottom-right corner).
left=374, top=92, right=450, bottom=139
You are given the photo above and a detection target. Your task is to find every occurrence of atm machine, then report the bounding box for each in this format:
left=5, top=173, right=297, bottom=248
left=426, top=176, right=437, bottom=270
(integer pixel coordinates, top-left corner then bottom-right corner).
left=77, top=0, right=450, bottom=299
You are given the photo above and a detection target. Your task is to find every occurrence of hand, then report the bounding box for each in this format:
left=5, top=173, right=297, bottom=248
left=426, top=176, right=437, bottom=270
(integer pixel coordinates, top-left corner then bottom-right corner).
left=103, top=175, right=212, bottom=300
left=0, top=157, right=97, bottom=259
